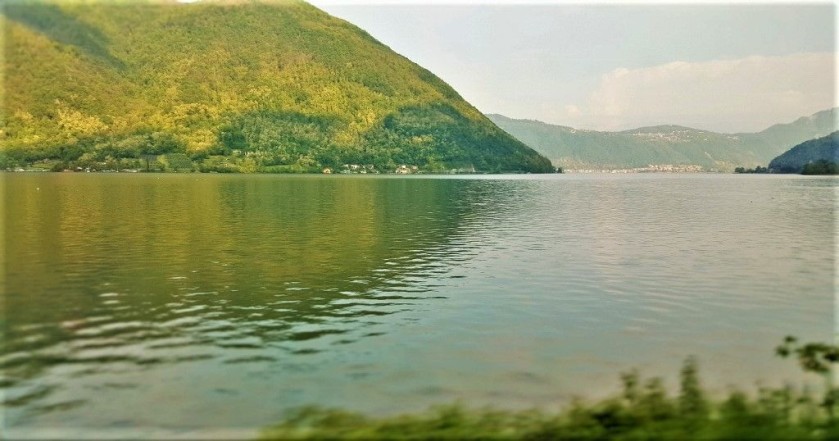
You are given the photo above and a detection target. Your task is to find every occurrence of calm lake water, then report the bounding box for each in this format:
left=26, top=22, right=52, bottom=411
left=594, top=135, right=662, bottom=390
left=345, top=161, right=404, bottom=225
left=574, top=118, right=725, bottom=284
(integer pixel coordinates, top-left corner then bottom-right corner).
left=2, top=173, right=835, bottom=438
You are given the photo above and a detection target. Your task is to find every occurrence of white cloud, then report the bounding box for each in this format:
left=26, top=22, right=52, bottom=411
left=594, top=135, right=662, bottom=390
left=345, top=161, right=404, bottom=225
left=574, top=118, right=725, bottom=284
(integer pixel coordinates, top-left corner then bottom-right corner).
left=573, top=52, right=836, bottom=132
left=564, top=104, right=581, bottom=117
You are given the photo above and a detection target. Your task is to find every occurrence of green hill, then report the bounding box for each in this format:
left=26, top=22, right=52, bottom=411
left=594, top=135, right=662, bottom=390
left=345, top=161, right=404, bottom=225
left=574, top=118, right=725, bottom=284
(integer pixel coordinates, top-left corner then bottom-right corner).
left=768, top=131, right=839, bottom=174
left=487, top=110, right=836, bottom=172
left=0, top=0, right=553, bottom=173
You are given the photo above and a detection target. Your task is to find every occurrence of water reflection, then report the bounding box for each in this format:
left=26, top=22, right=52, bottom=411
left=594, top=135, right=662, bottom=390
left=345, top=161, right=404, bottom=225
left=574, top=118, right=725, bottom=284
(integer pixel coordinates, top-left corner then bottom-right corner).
left=2, top=174, right=833, bottom=436
left=2, top=174, right=504, bottom=427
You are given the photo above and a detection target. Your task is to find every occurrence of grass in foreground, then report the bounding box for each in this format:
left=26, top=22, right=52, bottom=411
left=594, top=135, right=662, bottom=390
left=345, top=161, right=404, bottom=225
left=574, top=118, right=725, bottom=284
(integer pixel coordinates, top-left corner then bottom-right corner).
left=261, top=339, right=839, bottom=440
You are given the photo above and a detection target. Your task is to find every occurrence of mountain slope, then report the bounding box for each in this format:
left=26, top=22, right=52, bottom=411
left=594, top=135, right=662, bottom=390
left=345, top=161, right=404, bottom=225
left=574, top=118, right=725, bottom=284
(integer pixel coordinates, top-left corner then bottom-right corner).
left=1, top=1, right=553, bottom=173
left=768, top=131, right=839, bottom=173
left=488, top=109, right=837, bottom=171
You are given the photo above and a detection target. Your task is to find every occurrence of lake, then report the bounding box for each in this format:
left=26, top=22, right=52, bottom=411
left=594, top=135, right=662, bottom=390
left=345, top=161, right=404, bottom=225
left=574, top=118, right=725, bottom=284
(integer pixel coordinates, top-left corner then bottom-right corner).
left=2, top=173, right=834, bottom=438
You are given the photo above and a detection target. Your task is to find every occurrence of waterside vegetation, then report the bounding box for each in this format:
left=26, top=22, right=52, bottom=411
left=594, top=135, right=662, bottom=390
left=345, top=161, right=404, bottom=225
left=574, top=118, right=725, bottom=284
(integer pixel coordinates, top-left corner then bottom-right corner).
left=261, top=338, right=839, bottom=440
left=734, top=166, right=769, bottom=174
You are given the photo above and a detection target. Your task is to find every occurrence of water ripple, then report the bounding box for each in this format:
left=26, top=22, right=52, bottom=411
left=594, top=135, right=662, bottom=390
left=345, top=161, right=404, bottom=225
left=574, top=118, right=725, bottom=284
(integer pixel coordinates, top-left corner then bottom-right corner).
left=2, top=174, right=833, bottom=435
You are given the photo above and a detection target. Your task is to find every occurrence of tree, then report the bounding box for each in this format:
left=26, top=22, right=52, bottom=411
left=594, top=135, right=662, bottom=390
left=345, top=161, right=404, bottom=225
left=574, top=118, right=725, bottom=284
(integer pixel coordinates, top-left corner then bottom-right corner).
left=679, top=356, right=709, bottom=422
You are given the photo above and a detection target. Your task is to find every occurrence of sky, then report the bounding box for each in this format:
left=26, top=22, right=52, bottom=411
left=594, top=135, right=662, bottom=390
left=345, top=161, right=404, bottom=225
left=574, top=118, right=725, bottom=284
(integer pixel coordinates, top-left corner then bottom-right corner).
left=309, top=1, right=836, bottom=133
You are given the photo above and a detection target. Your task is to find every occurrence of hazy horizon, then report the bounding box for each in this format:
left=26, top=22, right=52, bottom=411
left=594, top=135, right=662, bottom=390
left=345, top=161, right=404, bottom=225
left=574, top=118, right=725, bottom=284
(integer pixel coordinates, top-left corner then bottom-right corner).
left=311, top=1, right=836, bottom=134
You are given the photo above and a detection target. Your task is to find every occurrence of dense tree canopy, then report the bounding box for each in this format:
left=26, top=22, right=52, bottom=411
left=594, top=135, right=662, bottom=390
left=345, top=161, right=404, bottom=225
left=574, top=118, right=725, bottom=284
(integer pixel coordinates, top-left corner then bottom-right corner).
left=1, top=1, right=553, bottom=173
left=768, top=132, right=838, bottom=174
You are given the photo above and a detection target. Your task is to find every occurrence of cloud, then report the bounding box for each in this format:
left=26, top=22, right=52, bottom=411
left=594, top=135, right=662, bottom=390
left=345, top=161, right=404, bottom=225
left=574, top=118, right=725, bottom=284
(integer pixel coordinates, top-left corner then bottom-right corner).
left=571, top=52, right=836, bottom=132
left=564, top=104, right=581, bottom=117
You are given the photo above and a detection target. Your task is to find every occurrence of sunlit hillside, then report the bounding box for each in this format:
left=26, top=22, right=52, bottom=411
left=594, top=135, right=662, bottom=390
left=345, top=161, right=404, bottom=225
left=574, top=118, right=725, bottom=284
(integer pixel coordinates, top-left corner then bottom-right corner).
left=1, top=0, right=553, bottom=173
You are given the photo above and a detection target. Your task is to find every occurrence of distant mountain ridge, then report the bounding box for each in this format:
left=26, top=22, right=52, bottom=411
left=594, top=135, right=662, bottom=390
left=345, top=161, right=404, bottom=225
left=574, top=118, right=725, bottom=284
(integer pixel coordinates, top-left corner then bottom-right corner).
left=1, top=1, right=553, bottom=173
left=488, top=109, right=837, bottom=171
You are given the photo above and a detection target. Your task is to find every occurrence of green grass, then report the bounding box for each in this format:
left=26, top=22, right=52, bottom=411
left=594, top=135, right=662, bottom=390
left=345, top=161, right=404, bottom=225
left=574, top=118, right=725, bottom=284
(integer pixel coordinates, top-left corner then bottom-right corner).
left=261, top=343, right=839, bottom=440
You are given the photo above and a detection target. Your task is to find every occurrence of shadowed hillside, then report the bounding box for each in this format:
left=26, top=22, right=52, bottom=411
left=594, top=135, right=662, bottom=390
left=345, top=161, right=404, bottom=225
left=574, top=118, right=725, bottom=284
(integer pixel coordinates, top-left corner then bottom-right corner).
left=769, top=131, right=838, bottom=174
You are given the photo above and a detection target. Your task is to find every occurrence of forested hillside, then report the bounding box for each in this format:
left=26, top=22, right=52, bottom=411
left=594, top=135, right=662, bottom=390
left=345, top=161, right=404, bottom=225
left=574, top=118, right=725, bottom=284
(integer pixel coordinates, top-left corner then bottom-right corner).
left=1, top=1, right=553, bottom=173
left=768, top=132, right=838, bottom=174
